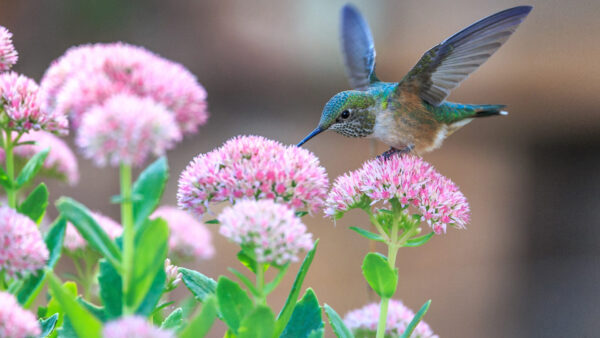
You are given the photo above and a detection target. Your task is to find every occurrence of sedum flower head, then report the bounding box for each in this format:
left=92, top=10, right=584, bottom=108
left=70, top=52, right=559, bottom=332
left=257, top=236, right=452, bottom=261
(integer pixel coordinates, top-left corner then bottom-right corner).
left=103, top=316, right=174, bottom=338
left=0, top=26, right=18, bottom=71
left=0, top=291, right=41, bottom=338
left=75, top=94, right=181, bottom=167
left=64, top=211, right=122, bottom=252
left=151, top=206, right=214, bottom=261
left=326, top=154, right=469, bottom=234
left=218, top=199, right=313, bottom=265
left=177, top=135, right=328, bottom=216
left=344, top=300, right=438, bottom=338
left=0, top=206, right=48, bottom=277
left=0, top=72, right=67, bottom=133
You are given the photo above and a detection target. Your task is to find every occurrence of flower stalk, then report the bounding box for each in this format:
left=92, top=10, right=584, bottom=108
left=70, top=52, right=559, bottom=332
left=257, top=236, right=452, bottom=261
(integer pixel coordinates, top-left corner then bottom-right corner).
left=120, top=163, right=134, bottom=314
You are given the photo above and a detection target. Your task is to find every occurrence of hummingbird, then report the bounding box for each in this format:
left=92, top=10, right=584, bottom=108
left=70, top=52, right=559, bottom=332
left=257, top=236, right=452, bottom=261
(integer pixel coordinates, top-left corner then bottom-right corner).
left=297, top=4, right=532, bottom=156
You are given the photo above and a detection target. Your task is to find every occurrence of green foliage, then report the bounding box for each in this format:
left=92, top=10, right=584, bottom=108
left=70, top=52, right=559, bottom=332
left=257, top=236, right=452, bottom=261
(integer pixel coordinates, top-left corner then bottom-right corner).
left=179, top=267, right=217, bottom=302
left=77, top=298, right=106, bottom=322
left=216, top=276, right=253, bottom=333
left=400, top=300, right=431, bottom=338
left=18, top=183, right=48, bottom=224
left=179, top=296, right=218, bottom=338
left=404, top=232, right=435, bottom=247
left=237, top=306, right=275, bottom=338
left=237, top=250, right=258, bottom=274
left=281, top=288, right=324, bottom=338
left=0, top=165, right=12, bottom=190
left=228, top=267, right=259, bottom=296
left=361, top=253, right=398, bottom=298
left=15, top=148, right=49, bottom=188
left=160, top=308, right=183, bottom=331
left=38, top=313, right=59, bottom=338
left=264, top=264, right=289, bottom=295
left=136, top=267, right=166, bottom=317
left=349, top=226, right=385, bottom=242
left=324, top=304, right=353, bottom=338
left=132, top=157, right=168, bottom=230
left=98, top=259, right=122, bottom=319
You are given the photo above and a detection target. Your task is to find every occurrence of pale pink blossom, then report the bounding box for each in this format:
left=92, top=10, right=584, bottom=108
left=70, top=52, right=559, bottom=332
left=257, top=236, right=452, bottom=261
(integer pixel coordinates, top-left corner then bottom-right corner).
left=344, top=300, right=438, bottom=338
left=64, top=211, right=122, bottom=252
left=177, top=135, right=328, bottom=216
left=75, top=94, right=181, bottom=167
left=103, top=316, right=174, bottom=338
left=0, top=72, right=67, bottom=133
left=0, top=26, right=18, bottom=71
left=0, top=206, right=48, bottom=277
left=218, top=200, right=313, bottom=265
left=164, top=258, right=182, bottom=291
left=0, top=291, right=41, bottom=338
left=326, top=154, right=469, bottom=234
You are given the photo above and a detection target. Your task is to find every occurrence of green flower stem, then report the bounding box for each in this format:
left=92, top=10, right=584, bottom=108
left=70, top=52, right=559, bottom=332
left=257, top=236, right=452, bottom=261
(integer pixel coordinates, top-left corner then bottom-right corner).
left=0, top=270, right=6, bottom=291
left=255, top=263, right=266, bottom=305
left=120, top=163, right=134, bottom=315
left=4, top=129, right=16, bottom=208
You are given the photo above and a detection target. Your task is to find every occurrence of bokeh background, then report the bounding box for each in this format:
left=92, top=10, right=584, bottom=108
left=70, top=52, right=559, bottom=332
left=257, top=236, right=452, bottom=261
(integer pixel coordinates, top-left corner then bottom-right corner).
left=1, top=0, right=599, bottom=337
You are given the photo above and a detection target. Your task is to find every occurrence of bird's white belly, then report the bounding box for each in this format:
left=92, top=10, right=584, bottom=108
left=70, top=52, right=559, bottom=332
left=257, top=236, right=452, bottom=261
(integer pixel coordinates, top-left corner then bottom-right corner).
left=370, top=110, right=413, bottom=149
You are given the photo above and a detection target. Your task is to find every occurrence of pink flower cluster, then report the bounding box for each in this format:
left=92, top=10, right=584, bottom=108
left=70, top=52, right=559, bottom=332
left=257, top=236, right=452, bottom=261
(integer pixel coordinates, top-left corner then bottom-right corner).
left=177, top=135, right=328, bottom=216
left=326, top=154, right=469, bottom=234
left=103, top=316, right=174, bottom=338
left=0, top=26, right=17, bottom=71
left=151, top=206, right=214, bottom=261
left=64, top=211, right=122, bottom=252
left=0, top=292, right=41, bottom=338
left=218, top=199, right=313, bottom=265
left=0, top=206, right=48, bottom=277
left=164, top=258, right=182, bottom=290
left=344, top=300, right=438, bottom=338
left=75, top=94, right=181, bottom=167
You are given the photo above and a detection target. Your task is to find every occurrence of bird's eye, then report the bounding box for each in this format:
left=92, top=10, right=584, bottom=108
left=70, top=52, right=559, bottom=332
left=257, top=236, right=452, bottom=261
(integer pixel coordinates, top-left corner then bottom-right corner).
left=341, top=110, right=350, bottom=119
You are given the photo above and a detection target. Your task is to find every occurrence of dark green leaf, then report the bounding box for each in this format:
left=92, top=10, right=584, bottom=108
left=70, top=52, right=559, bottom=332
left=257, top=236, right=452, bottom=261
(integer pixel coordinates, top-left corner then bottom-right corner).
left=216, top=276, right=253, bottom=333
left=264, top=264, right=289, bottom=295
left=205, top=219, right=219, bottom=225
left=361, top=253, right=398, bottom=298
left=324, top=304, right=353, bottom=338
left=281, top=288, right=323, bottom=338
left=237, top=251, right=258, bottom=274
left=228, top=267, right=259, bottom=296
left=400, top=300, right=431, bottom=338
left=349, top=226, right=385, bottom=242
left=238, top=306, right=275, bottom=338
left=98, top=259, right=122, bottom=319
left=295, top=211, right=309, bottom=218
left=18, top=183, right=48, bottom=224
left=404, top=232, right=435, bottom=247
left=15, top=148, right=49, bottom=188
left=160, top=308, right=183, bottom=330
left=56, top=197, right=122, bottom=270
left=76, top=298, right=106, bottom=322
left=179, top=268, right=217, bottom=302
left=275, top=239, right=319, bottom=336
left=0, top=165, right=12, bottom=190
left=179, top=296, right=218, bottom=338
left=38, top=313, right=58, bottom=338
left=136, top=268, right=166, bottom=317
left=132, top=157, right=168, bottom=230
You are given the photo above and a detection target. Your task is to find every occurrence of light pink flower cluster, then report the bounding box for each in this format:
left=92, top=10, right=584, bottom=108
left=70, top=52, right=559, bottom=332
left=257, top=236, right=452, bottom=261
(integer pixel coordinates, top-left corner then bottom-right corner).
left=0, top=206, right=48, bottom=277
left=177, top=135, right=328, bottom=216
left=0, top=72, right=67, bottom=133
left=164, top=258, right=182, bottom=290
left=326, top=154, right=469, bottom=234
left=0, top=292, right=41, bottom=338
left=218, top=199, right=313, bottom=265
left=40, top=42, right=208, bottom=133
left=344, top=300, right=438, bottom=338
left=64, top=211, right=122, bottom=252
left=103, top=316, right=174, bottom=338
left=0, top=26, right=17, bottom=71
left=75, top=94, right=181, bottom=167
left=151, top=206, right=214, bottom=260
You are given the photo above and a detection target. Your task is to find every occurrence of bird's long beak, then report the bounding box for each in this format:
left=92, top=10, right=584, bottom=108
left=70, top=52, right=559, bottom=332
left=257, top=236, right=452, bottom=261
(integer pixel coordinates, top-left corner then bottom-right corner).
left=297, top=127, right=324, bottom=147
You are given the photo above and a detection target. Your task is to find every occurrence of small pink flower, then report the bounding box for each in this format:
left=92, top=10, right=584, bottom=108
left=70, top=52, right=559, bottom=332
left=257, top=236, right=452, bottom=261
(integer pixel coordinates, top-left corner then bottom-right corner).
left=218, top=200, right=313, bottom=265
left=344, top=299, right=438, bottom=338
left=75, top=94, right=181, bottom=167
left=64, top=211, right=121, bottom=252
left=0, top=291, right=41, bottom=338
left=164, top=258, right=182, bottom=290
left=0, top=206, right=48, bottom=277
left=326, top=154, right=470, bottom=234
left=103, top=316, right=174, bottom=338
left=0, top=26, right=18, bottom=71
left=151, top=206, right=214, bottom=261
left=177, top=135, right=328, bottom=216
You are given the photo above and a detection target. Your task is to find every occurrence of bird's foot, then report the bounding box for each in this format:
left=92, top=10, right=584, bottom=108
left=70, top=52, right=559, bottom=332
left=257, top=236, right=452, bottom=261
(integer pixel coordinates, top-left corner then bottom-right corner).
left=377, top=145, right=414, bottom=161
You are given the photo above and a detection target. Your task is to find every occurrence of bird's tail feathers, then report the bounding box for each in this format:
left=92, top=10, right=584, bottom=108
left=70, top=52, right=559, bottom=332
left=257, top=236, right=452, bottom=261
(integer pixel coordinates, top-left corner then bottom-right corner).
left=472, top=104, right=508, bottom=117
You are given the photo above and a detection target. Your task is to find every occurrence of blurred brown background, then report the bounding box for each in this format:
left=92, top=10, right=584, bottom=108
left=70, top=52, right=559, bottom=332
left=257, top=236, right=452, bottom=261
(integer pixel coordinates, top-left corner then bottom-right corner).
left=1, top=0, right=599, bottom=337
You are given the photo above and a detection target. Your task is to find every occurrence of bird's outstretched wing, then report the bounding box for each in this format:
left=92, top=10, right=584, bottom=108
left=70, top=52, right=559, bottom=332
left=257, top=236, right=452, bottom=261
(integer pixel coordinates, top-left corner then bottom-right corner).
left=340, top=4, right=378, bottom=90
left=398, top=6, right=532, bottom=106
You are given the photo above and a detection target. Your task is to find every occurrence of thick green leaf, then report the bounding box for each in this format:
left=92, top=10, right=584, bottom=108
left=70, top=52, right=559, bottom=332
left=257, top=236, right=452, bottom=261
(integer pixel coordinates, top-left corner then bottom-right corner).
left=136, top=267, right=166, bottom=317
left=98, top=259, right=122, bottom=319
left=179, top=296, right=218, bottom=338
left=238, top=306, right=275, bottom=338
left=323, top=304, right=353, bottom=338
left=180, top=267, right=217, bottom=302
left=125, top=217, right=169, bottom=311
left=17, top=218, right=66, bottom=307
left=281, top=288, right=323, bottom=338
left=349, top=226, right=385, bottom=242
left=275, top=239, right=319, bottom=336
left=15, top=148, right=49, bottom=188
left=228, top=267, right=259, bottom=296
left=404, top=232, right=435, bottom=247
left=160, top=308, right=183, bottom=330
left=46, top=271, right=102, bottom=338
left=76, top=298, right=106, bottom=322
left=0, top=165, right=12, bottom=190
left=38, top=313, right=58, bottom=338
left=361, top=253, right=398, bottom=298
left=19, top=183, right=48, bottom=224
left=237, top=251, right=258, bottom=274
left=295, top=211, right=309, bottom=218
left=216, top=276, right=253, bottom=333
left=400, top=300, right=431, bottom=338
left=132, top=157, right=168, bottom=229
left=308, top=328, right=325, bottom=338
left=56, top=197, right=122, bottom=270
left=205, top=219, right=219, bottom=225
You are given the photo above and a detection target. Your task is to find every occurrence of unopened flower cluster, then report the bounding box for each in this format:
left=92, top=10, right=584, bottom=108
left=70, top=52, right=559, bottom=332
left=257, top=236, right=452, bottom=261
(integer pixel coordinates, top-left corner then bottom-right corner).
left=0, top=292, right=41, bottom=338
left=0, top=27, right=17, bottom=71
left=63, top=211, right=122, bottom=252
left=326, top=154, right=470, bottom=234
left=344, top=300, right=438, bottom=338
left=177, top=135, right=328, bottom=216
left=218, top=199, right=313, bottom=265
left=103, top=316, right=174, bottom=338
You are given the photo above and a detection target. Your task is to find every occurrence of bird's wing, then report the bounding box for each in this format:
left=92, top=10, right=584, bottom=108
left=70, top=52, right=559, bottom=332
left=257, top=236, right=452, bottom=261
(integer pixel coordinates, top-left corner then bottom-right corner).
left=340, top=4, right=378, bottom=91
left=397, top=6, right=532, bottom=106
